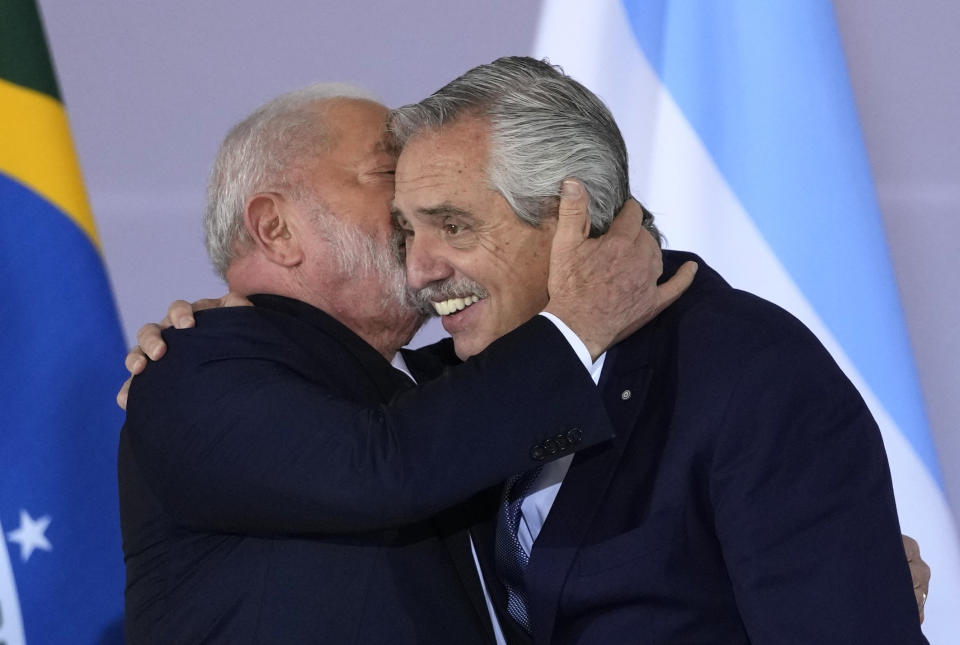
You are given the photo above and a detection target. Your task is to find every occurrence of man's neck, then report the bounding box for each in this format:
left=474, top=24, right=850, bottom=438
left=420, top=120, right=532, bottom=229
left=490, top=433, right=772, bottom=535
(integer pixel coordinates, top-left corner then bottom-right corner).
left=324, top=303, right=419, bottom=361
left=227, top=290, right=415, bottom=362
left=292, top=269, right=423, bottom=361
left=227, top=258, right=421, bottom=361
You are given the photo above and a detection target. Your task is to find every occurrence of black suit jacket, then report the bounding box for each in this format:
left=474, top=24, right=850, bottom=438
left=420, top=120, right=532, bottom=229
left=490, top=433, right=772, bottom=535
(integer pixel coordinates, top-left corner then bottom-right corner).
left=469, top=252, right=926, bottom=644
left=119, top=294, right=613, bottom=643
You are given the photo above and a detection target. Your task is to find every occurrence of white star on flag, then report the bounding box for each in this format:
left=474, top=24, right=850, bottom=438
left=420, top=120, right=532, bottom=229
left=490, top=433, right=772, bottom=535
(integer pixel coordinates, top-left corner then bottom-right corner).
left=6, top=509, right=52, bottom=562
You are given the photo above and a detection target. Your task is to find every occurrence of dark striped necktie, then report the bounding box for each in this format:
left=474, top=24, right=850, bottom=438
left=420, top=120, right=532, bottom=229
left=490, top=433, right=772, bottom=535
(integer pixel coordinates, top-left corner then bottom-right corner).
left=494, top=465, right=543, bottom=633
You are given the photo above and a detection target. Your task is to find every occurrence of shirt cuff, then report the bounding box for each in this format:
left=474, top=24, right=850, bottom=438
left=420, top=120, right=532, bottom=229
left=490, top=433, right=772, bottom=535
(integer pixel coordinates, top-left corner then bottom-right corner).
left=539, top=312, right=597, bottom=381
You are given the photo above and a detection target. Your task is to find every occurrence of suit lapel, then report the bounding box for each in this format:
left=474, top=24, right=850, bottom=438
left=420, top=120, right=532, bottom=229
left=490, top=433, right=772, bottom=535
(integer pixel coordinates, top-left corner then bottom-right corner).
left=524, top=330, right=654, bottom=645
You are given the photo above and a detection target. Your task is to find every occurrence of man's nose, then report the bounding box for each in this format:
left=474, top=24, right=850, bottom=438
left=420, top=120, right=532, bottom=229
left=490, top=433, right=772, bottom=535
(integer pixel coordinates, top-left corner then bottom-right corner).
left=405, top=234, right=453, bottom=290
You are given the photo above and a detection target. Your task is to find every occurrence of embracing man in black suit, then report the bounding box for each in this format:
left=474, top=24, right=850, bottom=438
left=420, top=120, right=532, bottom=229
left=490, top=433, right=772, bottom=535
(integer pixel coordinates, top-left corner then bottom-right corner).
left=118, top=82, right=688, bottom=643
left=122, top=58, right=929, bottom=643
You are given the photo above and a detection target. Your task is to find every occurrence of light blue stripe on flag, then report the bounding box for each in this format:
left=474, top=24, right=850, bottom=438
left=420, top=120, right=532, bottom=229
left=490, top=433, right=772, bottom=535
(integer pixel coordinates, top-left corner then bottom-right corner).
left=621, top=0, right=941, bottom=485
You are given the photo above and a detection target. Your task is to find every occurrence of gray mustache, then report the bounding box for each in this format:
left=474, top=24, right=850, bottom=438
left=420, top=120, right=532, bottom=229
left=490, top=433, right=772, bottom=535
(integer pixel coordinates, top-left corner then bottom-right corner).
left=407, top=278, right=489, bottom=317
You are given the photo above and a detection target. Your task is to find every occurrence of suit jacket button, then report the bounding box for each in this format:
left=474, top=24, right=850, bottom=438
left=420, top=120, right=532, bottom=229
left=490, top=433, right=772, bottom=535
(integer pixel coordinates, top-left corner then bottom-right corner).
left=555, top=432, right=570, bottom=450
left=621, top=389, right=632, bottom=400
left=543, top=438, right=558, bottom=455
left=566, top=428, right=582, bottom=444
left=531, top=444, right=546, bottom=461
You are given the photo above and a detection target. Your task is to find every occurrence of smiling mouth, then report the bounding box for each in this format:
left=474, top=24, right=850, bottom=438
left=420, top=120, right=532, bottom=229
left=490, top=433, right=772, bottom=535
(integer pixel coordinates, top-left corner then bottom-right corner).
left=433, top=295, right=482, bottom=316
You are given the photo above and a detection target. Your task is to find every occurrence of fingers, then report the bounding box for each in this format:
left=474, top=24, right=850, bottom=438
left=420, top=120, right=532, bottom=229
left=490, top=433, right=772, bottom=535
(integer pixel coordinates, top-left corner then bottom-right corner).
left=168, top=299, right=198, bottom=329
left=903, top=534, right=931, bottom=623
left=125, top=346, right=148, bottom=375
left=553, top=179, right=591, bottom=252
left=903, top=534, right=919, bottom=560
left=116, top=377, right=132, bottom=411
left=121, top=294, right=246, bottom=412
left=139, top=294, right=252, bottom=363
left=136, top=323, right=167, bottom=361
left=606, top=197, right=646, bottom=241
left=654, top=261, right=698, bottom=313
left=911, top=556, right=931, bottom=592
left=165, top=293, right=252, bottom=329
left=606, top=260, right=697, bottom=348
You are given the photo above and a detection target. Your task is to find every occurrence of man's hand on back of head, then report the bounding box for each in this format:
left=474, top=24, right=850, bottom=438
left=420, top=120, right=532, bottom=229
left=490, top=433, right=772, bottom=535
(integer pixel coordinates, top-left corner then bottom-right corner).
left=544, top=179, right=697, bottom=360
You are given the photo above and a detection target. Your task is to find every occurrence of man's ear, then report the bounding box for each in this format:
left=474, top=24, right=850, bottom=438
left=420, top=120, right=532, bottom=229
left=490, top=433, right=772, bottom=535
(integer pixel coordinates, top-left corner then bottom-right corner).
left=244, top=193, right=303, bottom=267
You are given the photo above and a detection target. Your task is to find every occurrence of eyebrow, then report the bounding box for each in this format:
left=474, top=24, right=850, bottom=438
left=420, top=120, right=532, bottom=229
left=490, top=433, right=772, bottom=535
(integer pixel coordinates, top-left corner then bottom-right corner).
left=391, top=202, right=478, bottom=224
left=419, top=204, right=477, bottom=221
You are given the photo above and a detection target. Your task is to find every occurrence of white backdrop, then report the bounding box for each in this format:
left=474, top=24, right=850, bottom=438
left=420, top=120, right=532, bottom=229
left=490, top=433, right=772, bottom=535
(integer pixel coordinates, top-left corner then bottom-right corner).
left=37, top=0, right=959, bottom=541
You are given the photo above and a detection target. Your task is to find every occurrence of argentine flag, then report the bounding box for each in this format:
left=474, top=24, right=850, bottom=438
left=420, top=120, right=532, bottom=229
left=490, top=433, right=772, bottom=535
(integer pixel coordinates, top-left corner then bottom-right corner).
left=533, top=1, right=959, bottom=641
left=1, top=1, right=126, bottom=642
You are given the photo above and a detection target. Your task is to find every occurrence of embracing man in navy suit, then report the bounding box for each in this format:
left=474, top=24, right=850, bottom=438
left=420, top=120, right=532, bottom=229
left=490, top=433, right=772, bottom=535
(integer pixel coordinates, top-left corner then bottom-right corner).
left=124, top=58, right=928, bottom=643
left=385, top=57, right=926, bottom=643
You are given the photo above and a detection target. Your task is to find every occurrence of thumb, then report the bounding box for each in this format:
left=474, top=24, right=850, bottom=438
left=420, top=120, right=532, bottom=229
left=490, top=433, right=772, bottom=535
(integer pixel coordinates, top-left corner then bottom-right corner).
left=553, top=179, right=591, bottom=253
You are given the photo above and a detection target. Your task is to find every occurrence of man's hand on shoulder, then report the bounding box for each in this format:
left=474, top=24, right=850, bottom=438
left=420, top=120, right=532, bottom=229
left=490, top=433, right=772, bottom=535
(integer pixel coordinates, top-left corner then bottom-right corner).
left=544, top=179, right=697, bottom=360
left=116, top=293, right=253, bottom=410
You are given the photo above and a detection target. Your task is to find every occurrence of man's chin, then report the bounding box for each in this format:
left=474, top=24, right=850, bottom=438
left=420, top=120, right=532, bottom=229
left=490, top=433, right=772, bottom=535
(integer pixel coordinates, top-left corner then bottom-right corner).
left=452, top=342, right=473, bottom=362
left=450, top=332, right=495, bottom=362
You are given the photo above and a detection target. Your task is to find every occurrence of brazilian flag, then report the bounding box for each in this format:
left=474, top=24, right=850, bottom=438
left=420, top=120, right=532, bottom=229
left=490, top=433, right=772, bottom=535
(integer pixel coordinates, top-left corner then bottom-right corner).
left=1, top=1, right=126, bottom=642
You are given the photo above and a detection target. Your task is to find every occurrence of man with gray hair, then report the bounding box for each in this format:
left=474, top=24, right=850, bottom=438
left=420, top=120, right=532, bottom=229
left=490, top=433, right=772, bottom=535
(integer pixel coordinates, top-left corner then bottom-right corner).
left=118, top=81, right=686, bottom=642
left=389, top=56, right=926, bottom=643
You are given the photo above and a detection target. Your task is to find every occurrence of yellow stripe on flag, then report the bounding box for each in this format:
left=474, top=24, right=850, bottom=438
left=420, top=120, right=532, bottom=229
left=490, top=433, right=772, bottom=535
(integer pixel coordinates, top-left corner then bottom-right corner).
left=0, top=77, right=100, bottom=249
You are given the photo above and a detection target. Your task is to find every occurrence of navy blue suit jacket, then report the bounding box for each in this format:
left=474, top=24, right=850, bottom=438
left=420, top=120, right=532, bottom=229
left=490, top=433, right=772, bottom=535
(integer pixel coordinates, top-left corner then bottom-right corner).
left=469, top=252, right=926, bottom=644
left=119, top=294, right=613, bottom=643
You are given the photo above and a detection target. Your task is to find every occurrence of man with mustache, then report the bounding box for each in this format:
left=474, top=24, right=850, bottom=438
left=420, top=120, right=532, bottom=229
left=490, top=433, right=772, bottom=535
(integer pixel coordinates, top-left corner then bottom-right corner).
left=386, top=56, right=925, bottom=643
left=118, top=83, right=689, bottom=643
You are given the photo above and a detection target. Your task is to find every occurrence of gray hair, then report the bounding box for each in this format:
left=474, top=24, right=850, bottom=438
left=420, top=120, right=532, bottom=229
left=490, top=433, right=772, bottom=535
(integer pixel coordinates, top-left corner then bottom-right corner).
left=388, top=56, right=660, bottom=241
left=204, top=82, right=379, bottom=279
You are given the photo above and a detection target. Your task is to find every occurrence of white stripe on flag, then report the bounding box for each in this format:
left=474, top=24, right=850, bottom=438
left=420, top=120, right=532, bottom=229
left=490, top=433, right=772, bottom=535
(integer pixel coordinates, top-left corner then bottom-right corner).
left=534, top=1, right=960, bottom=640
left=0, top=516, right=26, bottom=645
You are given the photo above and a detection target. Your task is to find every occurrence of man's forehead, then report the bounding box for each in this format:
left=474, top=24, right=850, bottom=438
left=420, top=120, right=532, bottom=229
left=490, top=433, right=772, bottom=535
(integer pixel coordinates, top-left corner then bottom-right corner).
left=396, top=144, right=468, bottom=183
left=400, top=117, right=489, bottom=156
left=320, top=98, right=393, bottom=150
left=396, top=124, right=488, bottom=184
